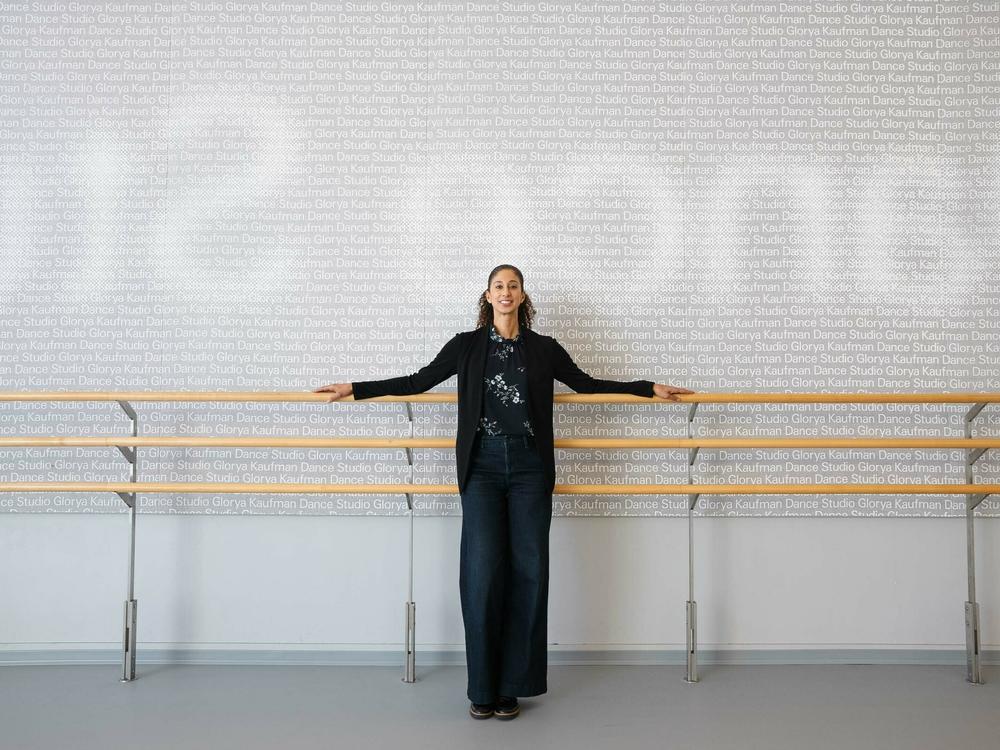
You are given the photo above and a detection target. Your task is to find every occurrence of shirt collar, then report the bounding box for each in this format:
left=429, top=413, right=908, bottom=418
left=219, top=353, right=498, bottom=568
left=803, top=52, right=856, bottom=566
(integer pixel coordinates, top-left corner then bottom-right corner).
left=489, top=323, right=522, bottom=343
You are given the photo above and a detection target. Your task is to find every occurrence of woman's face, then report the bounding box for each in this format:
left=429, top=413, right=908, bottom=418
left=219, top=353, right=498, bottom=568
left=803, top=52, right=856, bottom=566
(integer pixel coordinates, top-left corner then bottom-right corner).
left=485, top=269, right=524, bottom=318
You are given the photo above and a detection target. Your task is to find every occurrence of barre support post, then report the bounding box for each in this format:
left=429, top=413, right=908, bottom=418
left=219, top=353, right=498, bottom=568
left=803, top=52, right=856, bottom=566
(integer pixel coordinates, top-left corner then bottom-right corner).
left=402, top=400, right=416, bottom=683
left=964, top=402, right=989, bottom=685
left=686, top=402, right=700, bottom=683
left=115, top=400, right=139, bottom=682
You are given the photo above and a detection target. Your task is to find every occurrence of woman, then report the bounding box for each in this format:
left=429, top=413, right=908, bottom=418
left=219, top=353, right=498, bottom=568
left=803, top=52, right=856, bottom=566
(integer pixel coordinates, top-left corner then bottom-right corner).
left=315, top=264, right=694, bottom=720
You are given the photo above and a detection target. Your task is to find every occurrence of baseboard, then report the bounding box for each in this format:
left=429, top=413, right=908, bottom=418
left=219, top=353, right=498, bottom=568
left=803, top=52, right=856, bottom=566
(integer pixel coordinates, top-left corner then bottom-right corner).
left=1, top=647, right=996, bottom=667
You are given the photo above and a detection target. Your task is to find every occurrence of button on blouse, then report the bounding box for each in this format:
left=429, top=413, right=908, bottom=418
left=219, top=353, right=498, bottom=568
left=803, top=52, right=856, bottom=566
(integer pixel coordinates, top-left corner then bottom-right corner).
left=477, top=323, right=534, bottom=437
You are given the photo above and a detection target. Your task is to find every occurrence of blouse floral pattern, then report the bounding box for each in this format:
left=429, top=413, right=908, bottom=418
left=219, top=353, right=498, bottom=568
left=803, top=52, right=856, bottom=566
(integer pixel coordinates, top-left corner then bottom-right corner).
left=477, top=323, right=534, bottom=437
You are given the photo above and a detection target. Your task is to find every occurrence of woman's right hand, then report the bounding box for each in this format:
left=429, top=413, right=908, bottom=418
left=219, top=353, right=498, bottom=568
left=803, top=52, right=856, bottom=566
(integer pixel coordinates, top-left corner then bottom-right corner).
left=313, top=383, right=353, bottom=401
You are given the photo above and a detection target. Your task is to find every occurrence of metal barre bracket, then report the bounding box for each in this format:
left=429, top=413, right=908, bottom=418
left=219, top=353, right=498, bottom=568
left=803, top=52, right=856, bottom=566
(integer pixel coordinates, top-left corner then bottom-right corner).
left=963, top=401, right=992, bottom=685
left=115, top=400, right=139, bottom=683
left=686, top=402, right=699, bottom=683
left=401, top=400, right=416, bottom=684
left=122, top=599, right=137, bottom=683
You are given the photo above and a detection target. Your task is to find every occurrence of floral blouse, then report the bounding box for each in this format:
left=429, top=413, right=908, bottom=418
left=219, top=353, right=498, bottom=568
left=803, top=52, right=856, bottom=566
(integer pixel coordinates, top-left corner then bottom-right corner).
left=476, top=323, right=535, bottom=437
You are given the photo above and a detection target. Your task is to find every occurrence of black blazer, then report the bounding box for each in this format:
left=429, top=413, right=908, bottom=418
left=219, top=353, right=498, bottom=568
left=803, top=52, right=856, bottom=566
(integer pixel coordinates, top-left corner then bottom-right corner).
left=351, top=325, right=656, bottom=495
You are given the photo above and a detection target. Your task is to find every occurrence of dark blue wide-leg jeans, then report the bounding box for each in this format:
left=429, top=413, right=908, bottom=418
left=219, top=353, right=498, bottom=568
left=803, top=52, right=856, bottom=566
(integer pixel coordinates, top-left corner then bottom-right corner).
left=459, top=433, right=552, bottom=704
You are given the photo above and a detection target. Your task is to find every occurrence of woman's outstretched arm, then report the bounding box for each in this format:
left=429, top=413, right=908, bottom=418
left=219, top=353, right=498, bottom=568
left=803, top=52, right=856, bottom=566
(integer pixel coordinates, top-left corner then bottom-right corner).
left=314, top=333, right=462, bottom=400
left=552, top=339, right=694, bottom=401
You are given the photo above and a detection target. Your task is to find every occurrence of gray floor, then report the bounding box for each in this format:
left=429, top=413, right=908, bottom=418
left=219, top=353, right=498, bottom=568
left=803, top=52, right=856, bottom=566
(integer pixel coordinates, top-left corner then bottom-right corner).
left=2, top=664, right=999, bottom=750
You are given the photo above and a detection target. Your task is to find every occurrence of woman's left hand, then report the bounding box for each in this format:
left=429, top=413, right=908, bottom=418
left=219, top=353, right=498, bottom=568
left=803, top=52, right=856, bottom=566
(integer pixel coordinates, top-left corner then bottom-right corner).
left=653, top=383, right=696, bottom=401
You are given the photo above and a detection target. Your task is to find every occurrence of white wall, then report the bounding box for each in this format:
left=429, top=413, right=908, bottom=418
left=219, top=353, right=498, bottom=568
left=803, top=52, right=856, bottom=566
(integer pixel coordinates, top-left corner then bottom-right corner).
left=3, top=513, right=998, bottom=659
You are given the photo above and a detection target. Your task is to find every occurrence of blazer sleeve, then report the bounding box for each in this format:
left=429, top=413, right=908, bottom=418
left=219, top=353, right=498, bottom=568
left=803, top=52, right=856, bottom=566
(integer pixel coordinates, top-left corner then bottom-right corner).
left=351, top=333, right=462, bottom=399
left=551, top=338, right=655, bottom=398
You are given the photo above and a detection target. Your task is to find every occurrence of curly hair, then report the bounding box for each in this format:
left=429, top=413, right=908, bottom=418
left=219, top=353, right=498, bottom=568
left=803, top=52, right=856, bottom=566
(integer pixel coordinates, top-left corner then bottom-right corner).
left=475, top=264, right=536, bottom=330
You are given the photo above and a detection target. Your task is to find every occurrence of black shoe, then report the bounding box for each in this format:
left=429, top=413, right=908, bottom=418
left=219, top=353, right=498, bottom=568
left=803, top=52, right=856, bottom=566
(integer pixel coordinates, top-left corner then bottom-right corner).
left=495, top=696, right=519, bottom=720
left=469, top=702, right=495, bottom=719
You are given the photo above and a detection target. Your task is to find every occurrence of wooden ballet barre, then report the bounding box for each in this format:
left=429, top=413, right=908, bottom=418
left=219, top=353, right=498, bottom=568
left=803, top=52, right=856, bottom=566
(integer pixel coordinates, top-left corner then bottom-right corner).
left=0, top=436, right=999, bottom=449
left=2, top=389, right=996, bottom=688
left=0, top=391, right=1000, bottom=403
left=1, top=482, right=998, bottom=495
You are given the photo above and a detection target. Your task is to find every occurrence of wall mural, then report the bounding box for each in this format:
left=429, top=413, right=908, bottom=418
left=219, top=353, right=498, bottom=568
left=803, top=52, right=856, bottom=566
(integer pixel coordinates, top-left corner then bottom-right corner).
left=1, top=3, right=997, bottom=515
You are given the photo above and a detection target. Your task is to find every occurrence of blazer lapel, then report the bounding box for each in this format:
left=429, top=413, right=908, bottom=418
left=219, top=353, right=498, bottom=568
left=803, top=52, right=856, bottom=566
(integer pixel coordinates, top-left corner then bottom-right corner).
left=471, top=323, right=489, bottom=375
left=522, top=326, right=548, bottom=383
left=469, top=324, right=490, bottom=421
left=521, top=326, right=539, bottom=368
